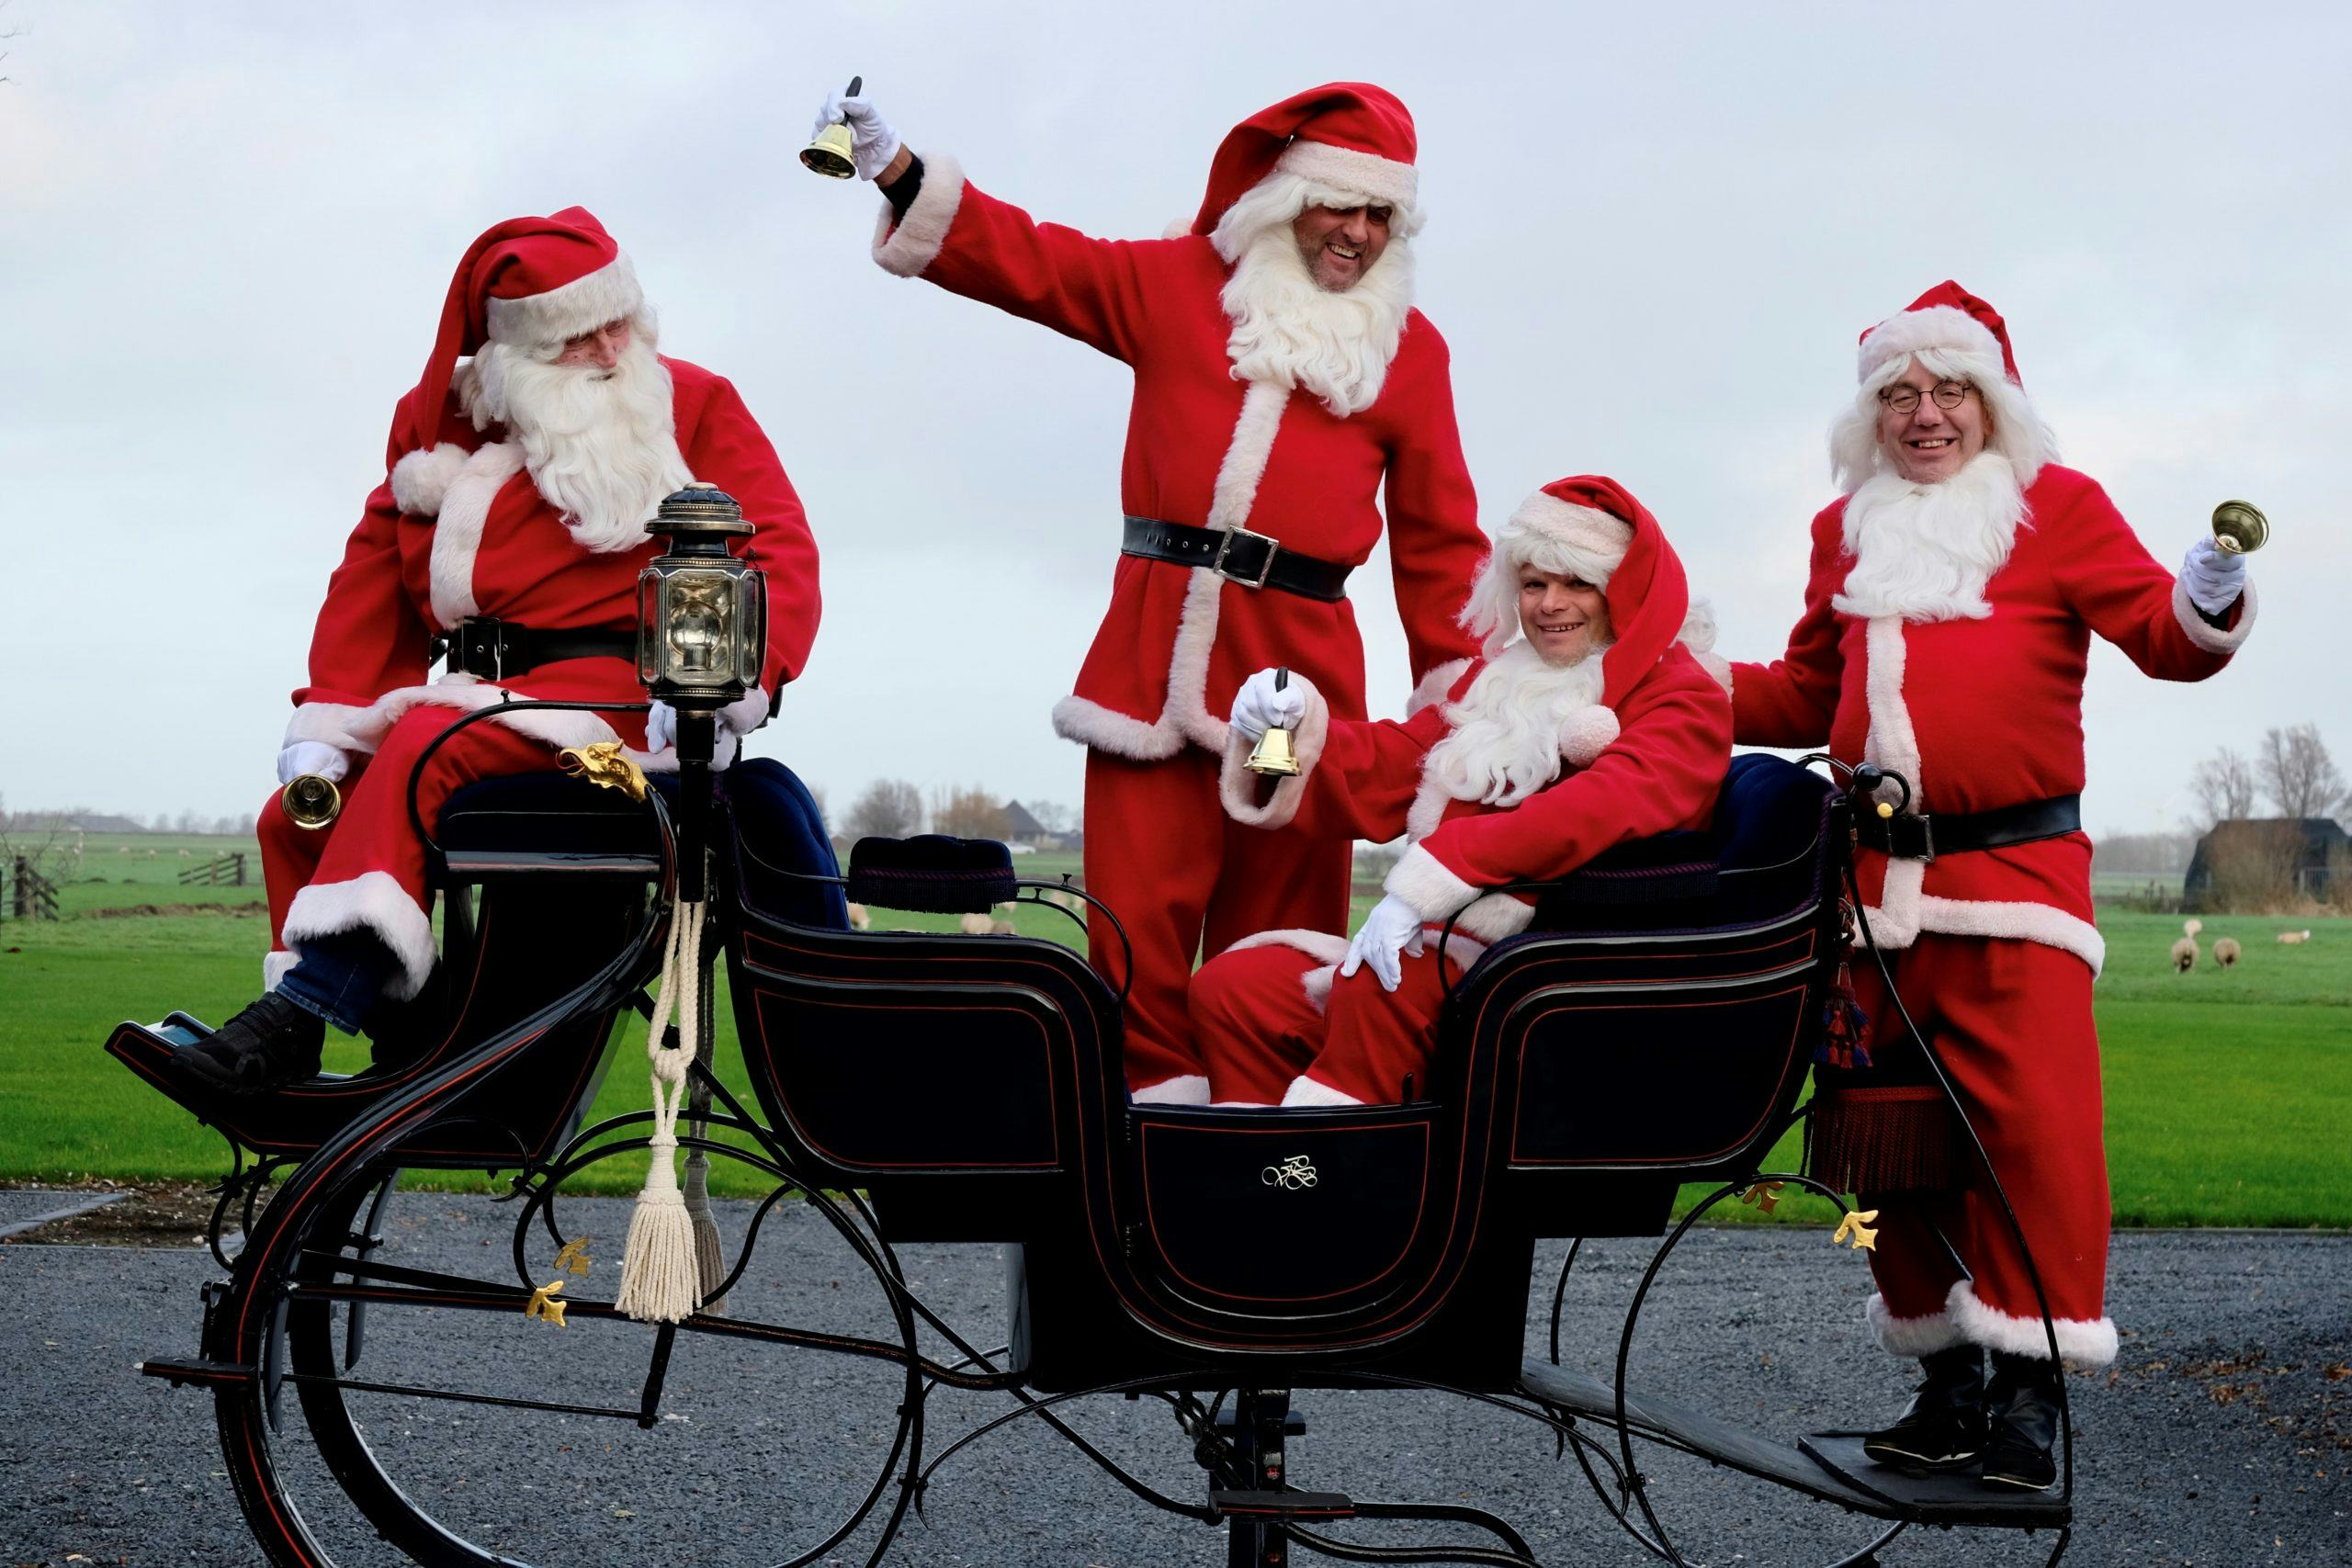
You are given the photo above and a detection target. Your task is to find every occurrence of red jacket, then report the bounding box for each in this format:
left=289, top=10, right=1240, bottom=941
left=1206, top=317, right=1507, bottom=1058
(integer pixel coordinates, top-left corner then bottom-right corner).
left=1733, top=464, right=2252, bottom=974
left=1227, top=646, right=1729, bottom=942
left=283, top=358, right=820, bottom=764
left=874, top=156, right=1487, bottom=752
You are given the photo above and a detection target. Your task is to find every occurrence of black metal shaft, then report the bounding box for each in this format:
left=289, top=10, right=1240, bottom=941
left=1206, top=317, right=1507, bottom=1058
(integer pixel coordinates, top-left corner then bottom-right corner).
left=675, top=709, right=717, bottom=904
left=1227, top=1387, right=1293, bottom=1568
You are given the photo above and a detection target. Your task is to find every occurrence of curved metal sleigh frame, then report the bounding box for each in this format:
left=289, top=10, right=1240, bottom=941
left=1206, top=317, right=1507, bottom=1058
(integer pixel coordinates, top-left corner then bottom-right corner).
left=111, top=700, right=2080, bottom=1568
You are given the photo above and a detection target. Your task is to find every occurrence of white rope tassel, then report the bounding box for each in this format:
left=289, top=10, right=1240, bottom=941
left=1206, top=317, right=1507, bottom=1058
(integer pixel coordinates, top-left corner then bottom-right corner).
left=616, top=903, right=707, bottom=1325
left=683, top=1143, right=729, bottom=1316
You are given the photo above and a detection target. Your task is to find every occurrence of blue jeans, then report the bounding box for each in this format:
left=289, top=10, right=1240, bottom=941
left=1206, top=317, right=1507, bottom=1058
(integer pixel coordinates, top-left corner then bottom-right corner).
left=278, top=932, right=396, bottom=1035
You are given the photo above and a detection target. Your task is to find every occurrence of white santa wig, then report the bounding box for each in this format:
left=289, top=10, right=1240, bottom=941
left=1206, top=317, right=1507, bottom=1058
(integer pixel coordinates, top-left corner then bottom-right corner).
left=1829, top=305, right=2058, bottom=495
left=1458, top=489, right=1634, bottom=659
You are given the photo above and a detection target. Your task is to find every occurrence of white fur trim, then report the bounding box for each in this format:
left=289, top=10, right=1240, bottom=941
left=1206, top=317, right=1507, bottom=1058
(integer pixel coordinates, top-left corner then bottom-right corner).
left=1406, top=657, right=1470, bottom=717
left=1867, top=1292, right=1966, bottom=1357
left=1273, top=140, right=1419, bottom=220
left=1223, top=928, right=1351, bottom=964
left=1558, top=705, right=1620, bottom=768
left=1405, top=768, right=1451, bottom=843
left=484, top=253, right=645, bottom=351
left=1950, top=1280, right=2118, bottom=1369
left=2170, top=575, right=2256, bottom=655
left=284, top=701, right=375, bottom=754
left=426, top=442, right=526, bottom=629
left=1917, top=895, right=2104, bottom=976
left=1679, top=599, right=1734, bottom=693
left=1451, top=892, right=1535, bottom=942
left=1161, top=217, right=1195, bottom=241
left=283, top=869, right=437, bottom=1000
left=262, top=950, right=298, bottom=994
left=1302, top=963, right=1338, bottom=1012
left=1858, top=304, right=2006, bottom=386
left=1281, top=1073, right=1366, bottom=1108
left=1385, top=841, right=1478, bottom=923
left=390, top=443, right=471, bottom=518
left=872, top=152, right=967, bottom=279
left=1218, top=682, right=1329, bottom=829
left=339, top=675, right=688, bottom=777
left=1132, top=1074, right=1210, bottom=1106
left=1860, top=616, right=1925, bottom=797
left=1054, top=381, right=1292, bottom=759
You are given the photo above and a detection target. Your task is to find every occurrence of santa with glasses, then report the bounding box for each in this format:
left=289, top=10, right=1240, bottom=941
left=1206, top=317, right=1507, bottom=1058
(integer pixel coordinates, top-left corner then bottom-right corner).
left=1730, top=281, right=2254, bottom=1492
left=814, top=82, right=1488, bottom=1102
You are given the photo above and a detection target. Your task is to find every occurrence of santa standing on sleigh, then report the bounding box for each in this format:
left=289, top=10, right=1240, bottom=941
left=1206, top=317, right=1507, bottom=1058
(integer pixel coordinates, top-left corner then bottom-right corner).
left=1729, top=282, right=2254, bottom=1490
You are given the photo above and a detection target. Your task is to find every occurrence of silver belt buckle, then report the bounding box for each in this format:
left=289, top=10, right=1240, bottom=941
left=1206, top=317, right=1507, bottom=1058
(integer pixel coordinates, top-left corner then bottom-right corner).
left=1213, top=525, right=1278, bottom=589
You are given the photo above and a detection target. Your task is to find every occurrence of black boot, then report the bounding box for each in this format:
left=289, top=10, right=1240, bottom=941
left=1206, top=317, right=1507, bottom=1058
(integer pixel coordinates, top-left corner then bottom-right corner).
left=361, top=964, right=450, bottom=1073
left=168, top=994, right=326, bottom=1095
left=1981, top=1351, right=2064, bottom=1490
left=1861, top=1344, right=1985, bottom=1472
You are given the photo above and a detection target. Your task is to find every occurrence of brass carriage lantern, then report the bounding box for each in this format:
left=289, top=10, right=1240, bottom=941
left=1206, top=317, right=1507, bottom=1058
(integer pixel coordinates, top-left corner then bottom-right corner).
left=637, top=482, right=765, bottom=715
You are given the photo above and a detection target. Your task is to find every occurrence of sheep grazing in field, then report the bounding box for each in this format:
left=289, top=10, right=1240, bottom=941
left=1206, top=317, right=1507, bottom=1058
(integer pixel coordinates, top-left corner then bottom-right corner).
left=2278, top=929, right=2314, bottom=945
left=957, top=911, right=994, bottom=935
left=2170, top=919, right=2201, bottom=974
left=989, top=917, right=1019, bottom=935
left=2213, top=936, right=2242, bottom=969
left=844, top=902, right=871, bottom=931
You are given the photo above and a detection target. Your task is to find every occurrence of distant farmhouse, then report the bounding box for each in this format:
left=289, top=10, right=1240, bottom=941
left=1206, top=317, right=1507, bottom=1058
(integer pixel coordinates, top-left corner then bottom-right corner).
left=2183, top=817, right=2348, bottom=912
left=1001, top=801, right=1078, bottom=854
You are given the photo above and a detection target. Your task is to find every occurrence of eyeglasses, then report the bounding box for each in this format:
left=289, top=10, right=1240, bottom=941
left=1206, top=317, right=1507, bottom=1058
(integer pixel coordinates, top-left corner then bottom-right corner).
left=1879, top=381, right=1975, bottom=415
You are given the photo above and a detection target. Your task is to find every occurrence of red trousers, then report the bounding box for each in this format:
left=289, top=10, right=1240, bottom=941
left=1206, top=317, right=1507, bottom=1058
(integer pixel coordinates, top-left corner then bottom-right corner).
left=1853, top=933, right=2116, bottom=1365
left=259, top=708, right=580, bottom=999
left=1083, top=748, right=1350, bottom=1097
left=1187, top=937, right=1453, bottom=1105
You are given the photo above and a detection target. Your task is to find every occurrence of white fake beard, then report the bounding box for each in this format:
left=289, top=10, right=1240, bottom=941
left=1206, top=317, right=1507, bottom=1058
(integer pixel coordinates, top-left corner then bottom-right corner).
left=1422, top=640, right=1610, bottom=809
left=1833, top=451, right=2029, bottom=623
left=457, top=332, right=693, bottom=554
left=1219, top=217, right=1413, bottom=418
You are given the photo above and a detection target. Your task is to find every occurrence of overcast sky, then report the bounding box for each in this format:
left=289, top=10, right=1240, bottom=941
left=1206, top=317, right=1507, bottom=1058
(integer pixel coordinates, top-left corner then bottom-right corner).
left=2, top=2, right=2345, bottom=836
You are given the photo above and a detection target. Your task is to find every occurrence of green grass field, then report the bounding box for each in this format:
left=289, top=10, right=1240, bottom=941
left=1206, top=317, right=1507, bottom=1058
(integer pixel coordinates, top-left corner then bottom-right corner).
left=4, top=854, right=2345, bottom=1224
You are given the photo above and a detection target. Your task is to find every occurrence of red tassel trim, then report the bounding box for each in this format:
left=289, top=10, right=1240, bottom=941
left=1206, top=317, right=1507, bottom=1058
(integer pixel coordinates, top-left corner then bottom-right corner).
left=1807, top=1083, right=1957, bottom=1194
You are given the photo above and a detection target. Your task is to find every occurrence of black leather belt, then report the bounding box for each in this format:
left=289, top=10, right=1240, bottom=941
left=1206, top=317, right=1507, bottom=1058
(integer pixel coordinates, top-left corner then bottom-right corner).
left=1120, top=515, right=1352, bottom=603
left=435, top=616, right=636, bottom=681
left=1854, top=794, right=2082, bottom=863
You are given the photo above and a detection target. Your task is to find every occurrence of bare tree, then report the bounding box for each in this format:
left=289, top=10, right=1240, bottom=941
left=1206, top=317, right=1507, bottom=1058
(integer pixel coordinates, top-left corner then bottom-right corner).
left=843, top=779, right=923, bottom=840
left=2257, top=724, right=2346, bottom=820
left=2187, top=747, right=2258, bottom=830
left=931, top=784, right=1011, bottom=841
left=805, top=784, right=831, bottom=840
left=1026, top=800, right=1077, bottom=835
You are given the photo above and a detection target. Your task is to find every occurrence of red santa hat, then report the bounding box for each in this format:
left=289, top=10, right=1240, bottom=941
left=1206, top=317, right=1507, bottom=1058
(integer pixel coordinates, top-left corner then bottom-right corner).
left=1857, top=280, right=2021, bottom=387
left=407, top=207, right=646, bottom=437
left=1183, top=83, right=1421, bottom=242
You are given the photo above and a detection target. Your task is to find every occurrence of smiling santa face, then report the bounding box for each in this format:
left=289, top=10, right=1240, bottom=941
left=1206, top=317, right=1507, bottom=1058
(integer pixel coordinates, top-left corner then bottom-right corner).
left=1876, top=355, right=1989, bottom=484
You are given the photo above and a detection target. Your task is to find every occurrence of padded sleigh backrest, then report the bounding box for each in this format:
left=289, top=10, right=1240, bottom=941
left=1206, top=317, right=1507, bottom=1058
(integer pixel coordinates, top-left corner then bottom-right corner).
left=1530, top=754, right=1834, bottom=935
left=725, top=759, right=850, bottom=930
left=845, top=834, right=1018, bottom=914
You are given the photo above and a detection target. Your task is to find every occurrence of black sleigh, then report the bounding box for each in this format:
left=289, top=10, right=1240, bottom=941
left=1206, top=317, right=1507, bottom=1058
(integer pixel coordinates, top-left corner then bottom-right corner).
left=114, top=716, right=2084, bottom=1568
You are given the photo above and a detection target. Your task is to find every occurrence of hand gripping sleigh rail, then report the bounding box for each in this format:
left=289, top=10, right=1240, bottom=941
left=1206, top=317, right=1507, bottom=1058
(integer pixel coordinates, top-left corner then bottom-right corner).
left=108, top=495, right=2086, bottom=1568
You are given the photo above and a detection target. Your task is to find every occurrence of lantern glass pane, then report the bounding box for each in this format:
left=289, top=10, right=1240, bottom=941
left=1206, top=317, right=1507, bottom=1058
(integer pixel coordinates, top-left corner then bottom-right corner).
left=663, top=570, right=734, bottom=683
left=636, top=570, right=663, bottom=683
left=737, top=572, right=766, bottom=686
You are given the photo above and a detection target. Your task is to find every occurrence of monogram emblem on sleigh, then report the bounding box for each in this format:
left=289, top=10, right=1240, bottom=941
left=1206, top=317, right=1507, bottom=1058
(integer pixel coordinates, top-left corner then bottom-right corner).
left=1261, top=1155, right=1319, bottom=1190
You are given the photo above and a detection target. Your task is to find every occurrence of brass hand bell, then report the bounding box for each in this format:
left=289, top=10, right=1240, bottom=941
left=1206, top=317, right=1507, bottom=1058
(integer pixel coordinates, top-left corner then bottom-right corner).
left=280, top=773, right=341, bottom=831
left=2209, top=500, right=2269, bottom=556
left=1244, top=668, right=1302, bottom=777
left=801, top=75, right=864, bottom=179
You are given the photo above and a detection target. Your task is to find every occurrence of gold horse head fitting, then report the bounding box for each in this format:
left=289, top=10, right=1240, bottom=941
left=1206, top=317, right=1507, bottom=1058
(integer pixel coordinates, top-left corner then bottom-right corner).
left=559, top=742, right=649, bottom=802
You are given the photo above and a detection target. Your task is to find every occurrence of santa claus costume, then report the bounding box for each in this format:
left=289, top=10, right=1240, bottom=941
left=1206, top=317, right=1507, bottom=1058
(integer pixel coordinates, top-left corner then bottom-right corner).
left=176, top=208, right=819, bottom=1092
left=846, top=84, right=1488, bottom=1101
left=1732, top=282, right=2253, bottom=1485
left=1189, top=477, right=1731, bottom=1107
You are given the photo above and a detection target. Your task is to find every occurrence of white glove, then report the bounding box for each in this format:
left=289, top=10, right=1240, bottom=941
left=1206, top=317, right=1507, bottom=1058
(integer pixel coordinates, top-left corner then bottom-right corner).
left=1228, top=668, right=1308, bottom=743
left=276, top=740, right=349, bottom=785
left=646, top=693, right=769, bottom=769
left=2180, top=536, right=2247, bottom=617
left=811, top=89, right=903, bottom=182
left=1339, top=895, right=1428, bottom=993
